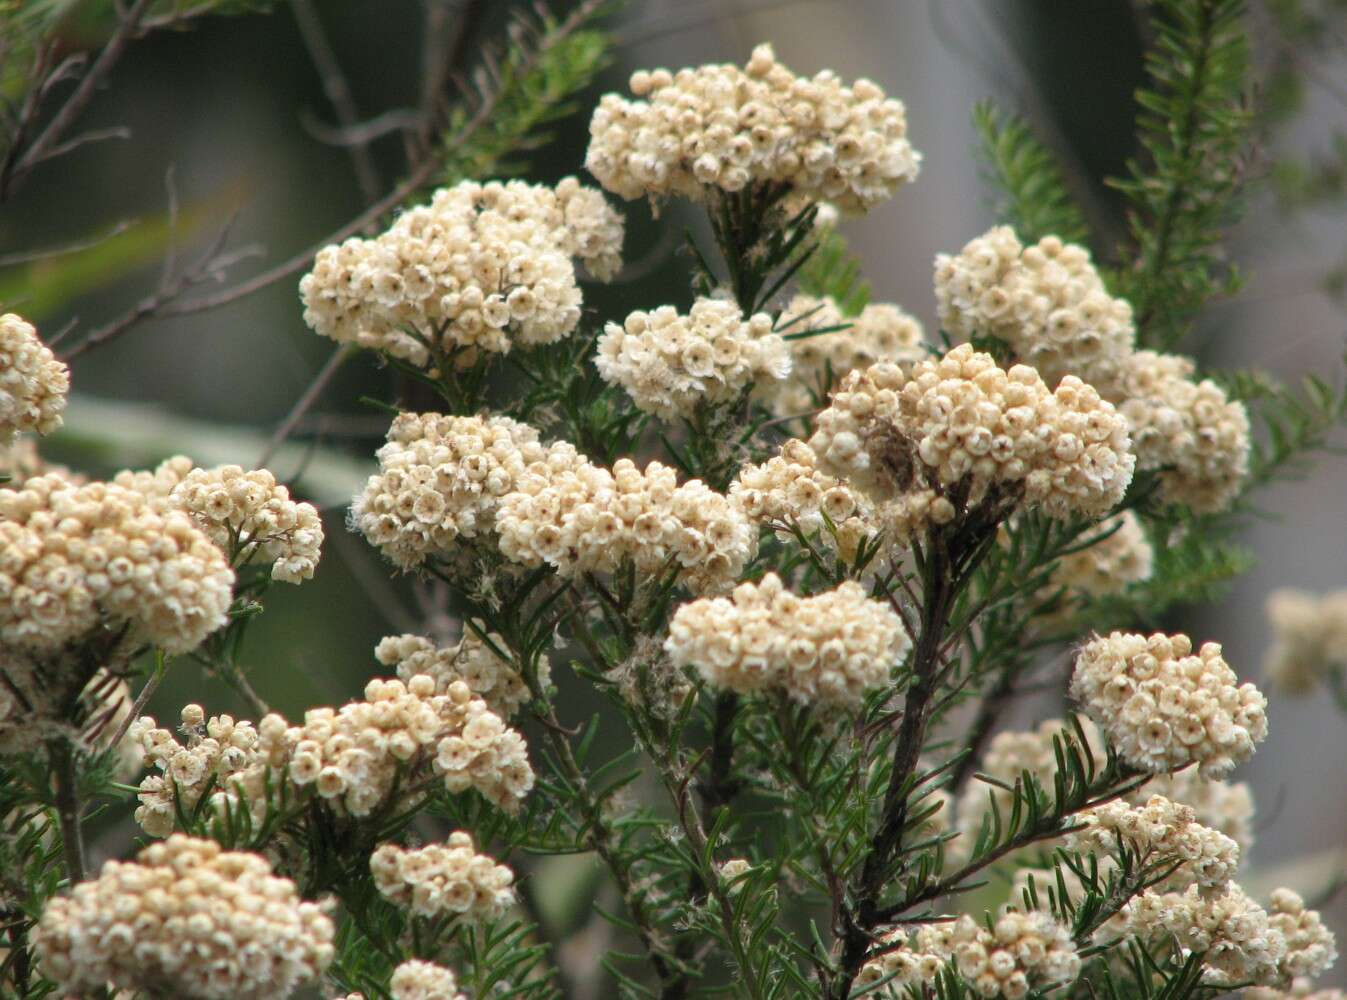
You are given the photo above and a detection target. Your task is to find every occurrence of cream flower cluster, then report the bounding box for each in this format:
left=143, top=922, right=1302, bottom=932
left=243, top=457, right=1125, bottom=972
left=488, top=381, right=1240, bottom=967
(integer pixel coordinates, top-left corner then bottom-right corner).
left=33, top=835, right=334, bottom=1000
left=1064, top=794, right=1240, bottom=893
left=288, top=676, right=534, bottom=815
left=1048, top=510, right=1154, bottom=601
left=856, top=924, right=952, bottom=995
left=300, top=178, right=622, bottom=366
left=664, top=572, right=908, bottom=707
left=0, top=473, right=234, bottom=655
left=948, top=911, right=1081, bottom=999
left=809, top=344, right=1135, bottom=530
left=1113, top=350, right=1250, bottom=513
left=371, top=834, right=515, bottom=921
left=0, top=313, right=68, bottom=443
left=1137, top=768, right=1255, bottom=856
left=768, top=293, right=926, bottom=416
left=496, top=457, right=756, bottom=594
left=934, top=227, right=1135, bottom=392
left=169, top=464, right=323, bottom=583
left=1264, top=588, right=1347, bottom=695
left=0, top=435, right=82, bottom=487
left=1070, top=631, right=1268, bottom=778
left=1268, top=889, right=1339, bottom=984
left=594, top=299, right=790, bottom=420
left=729, top=438, right=877, bottom=560
left=388, top=960, right=467, bottom=1000
left=375, top=628, right=546, bottom=719
left=128, top=705, right=289, bottom=838
left=585, top=43, right=920, bottom=212
left=110, top=453, right=194, bottom=509
left=1121, top=883, right=1287, bottom=987
left=352, top=412, right=584, bottom=571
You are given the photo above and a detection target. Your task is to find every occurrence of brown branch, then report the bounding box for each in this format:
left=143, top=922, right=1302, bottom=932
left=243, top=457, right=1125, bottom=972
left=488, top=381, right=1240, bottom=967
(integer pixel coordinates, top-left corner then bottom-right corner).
left=4, top=0, right=153, bottom=200
left=256, top=344, right=353, bottom=468
left=289, top=0, right=381, bottom=205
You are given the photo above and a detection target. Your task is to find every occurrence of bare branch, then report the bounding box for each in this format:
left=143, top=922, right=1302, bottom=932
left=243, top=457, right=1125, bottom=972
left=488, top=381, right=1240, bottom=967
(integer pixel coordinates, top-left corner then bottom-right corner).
left=0, top=219, right=134, bottom=268
left=256, top=345, right=353, bottom=468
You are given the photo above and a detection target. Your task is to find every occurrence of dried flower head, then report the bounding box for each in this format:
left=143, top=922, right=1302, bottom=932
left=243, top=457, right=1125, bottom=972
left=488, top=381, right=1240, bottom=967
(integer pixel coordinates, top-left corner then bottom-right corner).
left=33, top=835, right=334, bottom=999
left=949, top=910, right=1081, bottom=999
left=1064, top=794, right=1240, bottom=893
left=1070, top=631, right=1268, bottom=778
left=170, top=464, right=323, bottom=583
left=496, top=456, right=756, bottom=594
left=594, top=298, right=790, bottom=419
left=586, top=43, right=920, bottom=212
left=665, top=572, right=908, bottom=707
left=0, top=474, right=234, bottom=655
left=389, top=960, right=467, bottom=1000
left=856, top=925, right=952, bottom=996
left=809, top=344, right=1134, bottom=535
left=769, top=293, right=926, bottom=417
left=351, top=412, right=585, bottom=571
left=1048, top=510, right=1153, bottom=601
left=375, top=627, right=547, bottom=719
left=1133, top=768, right=1255, bottom=856
left=1267, top=888, right=1338, bottom=984
left=0, top=435, right=81, bottom=486
left=935, top=227, right=1135, bottom=392
left=1264, top=588, right=1347, bottom=695
left=1111, top=350, right=1250, bottom=513
left=300, top=179, right=622, bottom=367
left=371, top=833, right=515, bottom=921
left=0, top=313, right=68, bottom=444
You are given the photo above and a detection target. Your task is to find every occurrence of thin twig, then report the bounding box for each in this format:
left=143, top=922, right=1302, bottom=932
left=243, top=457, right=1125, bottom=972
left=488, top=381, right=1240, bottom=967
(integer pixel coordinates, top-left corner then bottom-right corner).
left=107, top=665, right=165, bottom=750
left=257, top=345, right=353, bottom=468
left=289, top=0, right=382, bottom=205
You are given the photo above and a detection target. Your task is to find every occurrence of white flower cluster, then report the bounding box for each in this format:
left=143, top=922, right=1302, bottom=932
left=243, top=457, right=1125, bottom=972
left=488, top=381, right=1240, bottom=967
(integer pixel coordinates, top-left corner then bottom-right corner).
left=729, top=438, right=877, bottom=561
left=664, top=572, right=908, bottom=707
left=300, top=178, right=623, bottom=366
left=169, top=464, right=323, bottom=583
left=0, top=473, right=234, bottom=655
left=1264, top=588, right=1347, bottom=695
left=809, top=344, right=1134, bottom=533
left=288, top=676, right=534, bottom=815
left=585, top=43, right=920, bottom=212
left=0, top=435, right=81, bottom=487
left=33, top=835, right=334, bottom=1000
left=1137, top=768, right=1255, bottom=856
left=128, top=705, right=290, bottom=838
left=496, top=457, right=756, bottom=594
left=934, top=227, right=1135, bottom=392
left=856, top=924, right=952, bottom=996
left=1269, top=888, right=1339, bottom=984
left=351, top=412, right=584, bottom=571
left=1064, top=794, right=1240, bottom=893
left=948, top=911, right=1081, bottom=999
left=768, top=293, right=926, bottom=417
left=371, top=834, right=515, bottom=921
left=0, top=313, right=68, bottom=444
left=375, top=628, right=545, bottom=719
left=1121, top=883, right=1287, bottom=987
left=1048, top=510, right=1154, bottom=601
left=594, top=299, right=790, bottom=420
left=110, top=453, right=195, bottom=509
left=1070, top=631, right=1268, bottom=778
left=1113, top=350, right=1250, bottom=513
left=389, top=960, right=467, bottom=1000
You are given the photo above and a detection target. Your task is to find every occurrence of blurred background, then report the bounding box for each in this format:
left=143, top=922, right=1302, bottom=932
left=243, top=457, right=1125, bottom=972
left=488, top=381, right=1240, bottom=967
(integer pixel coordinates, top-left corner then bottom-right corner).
left=3, top=0, right=1346, bottom=978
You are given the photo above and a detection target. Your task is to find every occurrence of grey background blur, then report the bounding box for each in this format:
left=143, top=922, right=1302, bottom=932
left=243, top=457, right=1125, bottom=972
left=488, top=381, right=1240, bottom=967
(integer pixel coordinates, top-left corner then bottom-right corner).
left=4, top=0, right=1344, bottom=973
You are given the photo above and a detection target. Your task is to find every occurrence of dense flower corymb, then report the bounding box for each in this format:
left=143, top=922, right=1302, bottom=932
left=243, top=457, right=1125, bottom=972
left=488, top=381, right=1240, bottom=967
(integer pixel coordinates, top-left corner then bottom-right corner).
left=808, top=343, right=1134, bottom=532
left=0, top=474, right=235, bottom=655
left=300, top=178, right=622, bottom=366
left=1070, top=631, right=1267, bottom=778
left=0, top=312, right=68, bottom=444
left=586, top=43, right=919, bottom=212
left=33, top=835, right=334, bottom=1000
left=375, top=627, right=546, bottom=719
left=949, top=910, right=1081, bottom=999
left=371, top=833, right=515, bottom=921
left=594, top=298, right=790, bottom=419
left=1264, top=588, right=1347, bottom=694
left=665, top=572, right=908, bottom=707
left=352, top=412, right=585, bottom=571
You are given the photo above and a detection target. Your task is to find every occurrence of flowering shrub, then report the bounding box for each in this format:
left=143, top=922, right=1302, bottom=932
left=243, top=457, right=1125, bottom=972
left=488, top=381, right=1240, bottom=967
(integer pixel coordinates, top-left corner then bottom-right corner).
left=3, top=3, right=1346, bottom=1000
